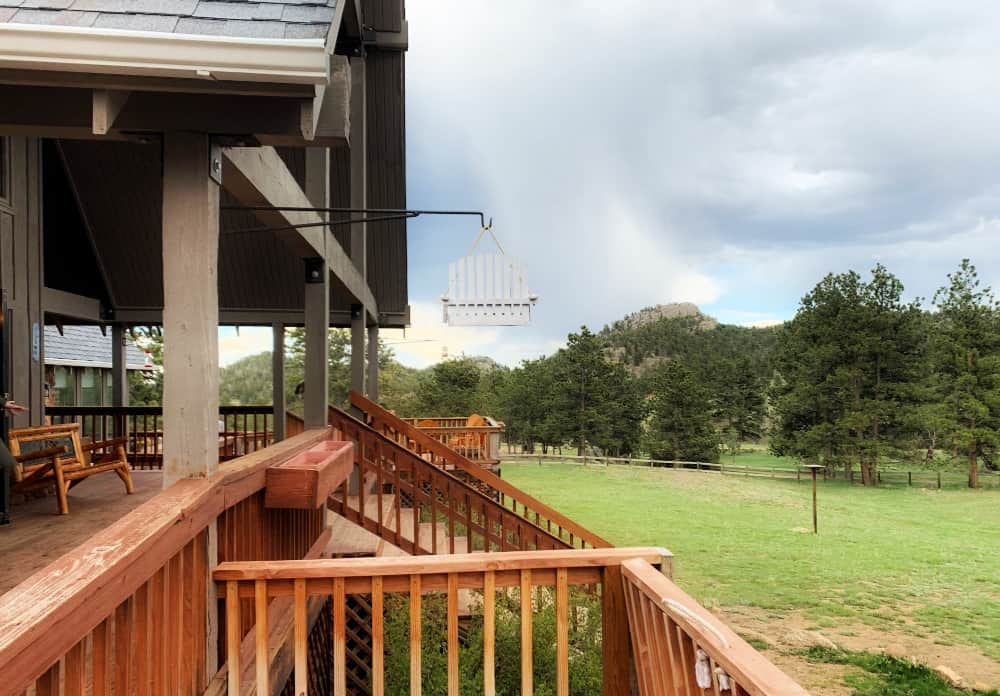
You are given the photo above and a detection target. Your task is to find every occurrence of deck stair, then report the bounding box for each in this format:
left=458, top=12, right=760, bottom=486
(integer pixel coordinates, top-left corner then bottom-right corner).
left=327, top=405, right=572, bottom=556
left=347, top=391, right=612, bottom=549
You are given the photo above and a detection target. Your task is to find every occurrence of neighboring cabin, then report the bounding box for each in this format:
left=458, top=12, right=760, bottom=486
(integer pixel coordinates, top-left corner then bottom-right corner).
left=43, top=325, right=150, bottom=406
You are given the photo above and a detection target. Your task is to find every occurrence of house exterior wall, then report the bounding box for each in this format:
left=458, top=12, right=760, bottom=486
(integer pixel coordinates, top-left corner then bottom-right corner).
left=0, top=136, right=44, bottom=427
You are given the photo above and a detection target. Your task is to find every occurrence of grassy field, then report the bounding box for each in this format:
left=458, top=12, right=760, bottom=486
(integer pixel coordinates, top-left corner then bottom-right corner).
left=502, top=462, right=1000, bottom=690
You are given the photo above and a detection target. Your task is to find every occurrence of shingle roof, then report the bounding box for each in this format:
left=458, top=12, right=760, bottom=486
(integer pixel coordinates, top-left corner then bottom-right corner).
left=44, top=325, right=150, bottom=370
left=0, top=0, right=336, bottom=40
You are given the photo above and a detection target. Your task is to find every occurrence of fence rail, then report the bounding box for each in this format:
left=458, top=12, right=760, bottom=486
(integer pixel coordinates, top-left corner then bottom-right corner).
left=47, top=405, right=274, bottom=469
left=502, top=453, right=1000, bottom=489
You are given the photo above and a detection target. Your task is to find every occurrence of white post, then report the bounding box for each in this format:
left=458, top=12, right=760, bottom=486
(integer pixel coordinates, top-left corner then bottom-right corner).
left=161, top=132, right=219, bottom=487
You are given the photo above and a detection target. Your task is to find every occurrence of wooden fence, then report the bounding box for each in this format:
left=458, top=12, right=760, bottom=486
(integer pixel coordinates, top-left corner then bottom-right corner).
left=502, top=453, right=1000, bottom=489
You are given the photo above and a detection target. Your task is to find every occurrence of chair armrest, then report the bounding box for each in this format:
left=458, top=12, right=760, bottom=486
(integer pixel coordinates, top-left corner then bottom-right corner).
left=14, top=445, right=68, bottom=463
left=82, top=436, right=129, bottom=452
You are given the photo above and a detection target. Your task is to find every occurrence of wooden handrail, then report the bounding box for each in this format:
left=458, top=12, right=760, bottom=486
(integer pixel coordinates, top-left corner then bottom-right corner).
left=0, top=428, right=331, bottom=695
left=216, top=547, right=672, bottom=582
left=622, top=558, right=810, bottom=696
left=214, top=549, right=672, bottom=696
left=329, top=406, right=571, bottom=554
left=349, top=391, right=613, bottom=549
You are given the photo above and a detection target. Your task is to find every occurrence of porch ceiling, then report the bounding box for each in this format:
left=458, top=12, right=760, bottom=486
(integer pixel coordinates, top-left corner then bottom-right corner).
left=50, top=139, right=406, bottom=327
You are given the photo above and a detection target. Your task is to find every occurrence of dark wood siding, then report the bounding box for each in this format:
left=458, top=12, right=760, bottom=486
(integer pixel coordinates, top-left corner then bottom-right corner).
left=365, top=49, right=408, bottom=316
left=364, top=0, right=403, bottom=32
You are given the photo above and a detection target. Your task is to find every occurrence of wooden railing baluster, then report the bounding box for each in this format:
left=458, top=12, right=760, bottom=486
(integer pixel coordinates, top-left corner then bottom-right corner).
left=447, top=573, right=459, bottom=696
left=372, top=576, right=385, bottom=696
left=334, top=577, right=346, bottom=696
left=294, top=579, right=308, bottom=696
left=409, top=575, right=422, bottom=696
left=255, top=580, right=269, bottom=695
left=483, top=570, right=496, bottom=696
left=226, top=581, right=241, bottom=696
left=521, top=569, right=533, bottom=696
left=556, top=568, right=569, bottom=696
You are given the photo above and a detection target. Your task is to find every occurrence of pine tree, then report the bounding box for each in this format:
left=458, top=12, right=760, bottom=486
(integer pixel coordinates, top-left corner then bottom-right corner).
left=932, top=260, right=1000, bottom=488
left=647, top=361, right=719, bottom=462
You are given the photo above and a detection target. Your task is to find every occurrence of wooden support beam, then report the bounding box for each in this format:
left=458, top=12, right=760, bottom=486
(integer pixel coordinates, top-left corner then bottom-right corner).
left=40, top=287, right=102, bottom=322
left=304, top=259, right=329, bottom=429
left=272, top=323, right=286, bottom=442
left=113, top=307, right=410, bottom=329
left=350, top=57, right=367, bottom=396
left=111, top=324, right=128, bottom=409
left=92, top=89, right=129, bottom=135
left=161, top=132, right=220, bottom=487
left=221, top=146, right=378, bottom=321
left=313, top=56, right=351, bottom=143
left=367, top=324, right=379, bottom=401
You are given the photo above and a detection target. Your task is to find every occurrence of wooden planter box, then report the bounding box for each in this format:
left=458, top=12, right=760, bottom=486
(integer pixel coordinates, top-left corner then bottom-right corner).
left=265, top=440, right=354, bottom=509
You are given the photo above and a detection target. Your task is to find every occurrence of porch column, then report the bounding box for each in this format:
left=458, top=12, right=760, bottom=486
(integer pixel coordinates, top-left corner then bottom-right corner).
left=161, top=132, right=220, bottom=487
left=272, top=322, right=285, bottom=441
left=367, top=324, right=379, bottom=401
left=110, top=324, right=128, bottom=439
left=110, top=324, right=128, bottom=408
left=304, top=258, right=329, bottom=428
left=350, top=56, right=367, bottom=396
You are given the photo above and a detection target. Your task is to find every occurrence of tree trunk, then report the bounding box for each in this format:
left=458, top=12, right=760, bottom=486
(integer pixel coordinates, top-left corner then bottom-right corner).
left=969, top=443, right=979, bottom=489
left=861, top=459, right=875, bottom=487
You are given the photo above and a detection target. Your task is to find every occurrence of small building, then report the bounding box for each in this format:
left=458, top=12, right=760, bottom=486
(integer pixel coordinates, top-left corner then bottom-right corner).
left=43, top=325, right=149, bottom=406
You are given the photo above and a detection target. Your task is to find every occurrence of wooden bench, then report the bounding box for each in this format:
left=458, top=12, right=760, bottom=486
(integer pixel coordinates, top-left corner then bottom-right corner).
left=8, top=423, right=134, bottom=515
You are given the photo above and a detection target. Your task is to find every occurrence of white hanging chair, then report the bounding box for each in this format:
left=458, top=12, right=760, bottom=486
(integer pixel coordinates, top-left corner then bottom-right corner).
left=441, top=226, right=538, bottom=326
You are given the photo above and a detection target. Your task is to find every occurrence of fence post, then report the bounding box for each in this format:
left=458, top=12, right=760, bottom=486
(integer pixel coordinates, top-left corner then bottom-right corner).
left=908, top=471, right=912, bottom=486
left=601, top=565, right=632, bottom=696
left=797, top=469, right=801, bottom=482
left=745, top=465, right=749, bottom=477
left=937, top=471, right=941, bottom=489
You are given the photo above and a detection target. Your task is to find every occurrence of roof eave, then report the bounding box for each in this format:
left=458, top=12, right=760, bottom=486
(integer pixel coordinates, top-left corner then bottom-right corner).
left=0, top=23, right=329, bottom=85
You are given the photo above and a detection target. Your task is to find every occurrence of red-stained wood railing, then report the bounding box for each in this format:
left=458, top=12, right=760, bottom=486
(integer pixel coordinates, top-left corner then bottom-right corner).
left=47, top=405, right=274, bottom=469
left=328, top=406, right=571, bottom=555
left=0, top=428, right=331, bottom=696
left=215, top=547, right=674, bottom=696
left=402, top=416, right=503, bottom=466
left=622, top=558, right=810, bottom=696
left=348, top=392, right=613, bottom=550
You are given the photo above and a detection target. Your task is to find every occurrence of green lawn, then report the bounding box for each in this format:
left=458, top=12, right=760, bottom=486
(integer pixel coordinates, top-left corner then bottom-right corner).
left=502, top=462, right=1000, bottom=662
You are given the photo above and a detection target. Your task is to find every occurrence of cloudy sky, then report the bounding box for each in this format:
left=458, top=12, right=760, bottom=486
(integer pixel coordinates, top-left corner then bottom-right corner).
left=222, top=1, right=1000, bottom=368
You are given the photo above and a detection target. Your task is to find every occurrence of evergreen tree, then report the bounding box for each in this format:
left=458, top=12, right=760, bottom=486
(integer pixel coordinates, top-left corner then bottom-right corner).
left=646, top=361, right=719, bottom=462
left=713, top=356, right=765, bottom=455
left=416, top=358, right=484, bottom=416
left=771, top=264, right=924, bottom=484
left=932, top=259, right=1000, bottom=488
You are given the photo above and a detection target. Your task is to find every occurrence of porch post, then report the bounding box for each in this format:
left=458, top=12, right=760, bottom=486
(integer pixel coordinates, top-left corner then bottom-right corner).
left=110, top=324, right=128, bottom=439
left=161, top=132, right=220, bottom=487
left=350, top=56, right=367, bottom=397
left=367, top=324, right=379, bottom=401
left=272, top=322, right=285, bottom=441
left=304, top=258, right=329, bottom=428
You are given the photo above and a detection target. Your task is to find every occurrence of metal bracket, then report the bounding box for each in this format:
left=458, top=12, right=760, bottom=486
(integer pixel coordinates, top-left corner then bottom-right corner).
left=209, top=139, right=224, bottom=185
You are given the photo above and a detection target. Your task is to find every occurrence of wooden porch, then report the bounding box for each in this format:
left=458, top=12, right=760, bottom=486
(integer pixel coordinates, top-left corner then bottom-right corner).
left=0, top=410, right=811, bottom=696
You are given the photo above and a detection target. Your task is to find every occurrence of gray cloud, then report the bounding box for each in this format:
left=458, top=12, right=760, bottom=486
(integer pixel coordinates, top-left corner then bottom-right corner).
left=398, top=1, right=1000, bottom=365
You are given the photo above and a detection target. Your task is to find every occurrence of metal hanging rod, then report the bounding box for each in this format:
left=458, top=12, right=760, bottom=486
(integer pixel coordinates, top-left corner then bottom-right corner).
left=220, top=206, right=491, bottom=234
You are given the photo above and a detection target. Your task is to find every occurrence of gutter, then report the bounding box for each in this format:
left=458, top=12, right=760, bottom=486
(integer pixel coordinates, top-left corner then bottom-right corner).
left=0, top=23, right=328, bottom=85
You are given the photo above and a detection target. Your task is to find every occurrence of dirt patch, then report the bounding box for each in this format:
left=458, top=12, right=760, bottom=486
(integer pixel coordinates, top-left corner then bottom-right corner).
left=718, top=606, right=1000, bottom=693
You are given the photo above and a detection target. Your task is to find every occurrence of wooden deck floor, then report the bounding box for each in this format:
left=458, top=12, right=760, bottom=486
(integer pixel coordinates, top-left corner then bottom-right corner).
left=0, top=470, right=162, bottom=595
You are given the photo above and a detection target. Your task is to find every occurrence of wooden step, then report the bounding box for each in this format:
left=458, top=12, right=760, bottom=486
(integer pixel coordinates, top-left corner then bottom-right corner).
left=325, top=509, right=407, bottom=558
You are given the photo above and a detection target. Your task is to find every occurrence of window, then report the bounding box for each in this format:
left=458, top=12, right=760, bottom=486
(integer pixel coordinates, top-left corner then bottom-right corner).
left=53, top=367, right=76, bottom=406
left=80, top=367, right=100, bottom=406
left=0, top=137, right=8, bottom=203
left=105, top=370, right=114, bottom=405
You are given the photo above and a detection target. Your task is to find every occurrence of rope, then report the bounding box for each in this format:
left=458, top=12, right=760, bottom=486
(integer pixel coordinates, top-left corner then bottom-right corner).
left=465, top=225, right=507, bottom=257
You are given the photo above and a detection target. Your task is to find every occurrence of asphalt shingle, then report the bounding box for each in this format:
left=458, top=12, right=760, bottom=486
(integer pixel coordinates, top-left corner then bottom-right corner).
left=1, top=0, right=336, bottom=40
left=44, top=326, right=149, bottom=370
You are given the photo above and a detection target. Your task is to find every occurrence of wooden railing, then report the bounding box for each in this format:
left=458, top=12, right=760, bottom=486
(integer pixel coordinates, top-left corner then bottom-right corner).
left=47, top=405, right=274, bottom=469
left=349, top=392, right=613, bottom=549
left=0, top=428, right=331, bottom=696
left=328, top=406, right=572, bottom=555
left=214, top=547, right=673, bottom=696
left=403, top=416, right=503, bottom=466
left=622, top=558, right=810, bottom=696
